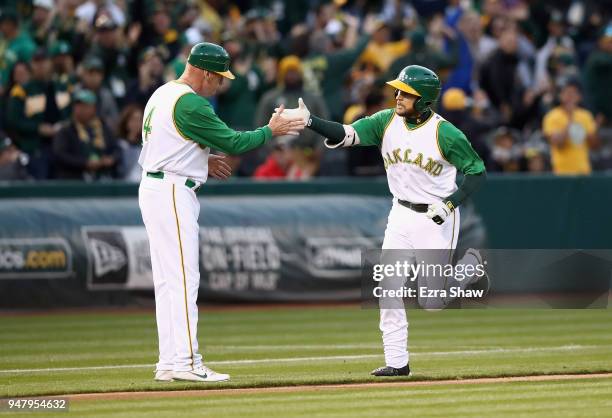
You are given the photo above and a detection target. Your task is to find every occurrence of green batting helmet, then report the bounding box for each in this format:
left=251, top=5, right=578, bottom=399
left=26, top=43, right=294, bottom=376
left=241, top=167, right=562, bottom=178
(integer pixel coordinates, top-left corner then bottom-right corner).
left=187, top=42, right=235, bottom=80
left=386, top=65, right=441, bottom=113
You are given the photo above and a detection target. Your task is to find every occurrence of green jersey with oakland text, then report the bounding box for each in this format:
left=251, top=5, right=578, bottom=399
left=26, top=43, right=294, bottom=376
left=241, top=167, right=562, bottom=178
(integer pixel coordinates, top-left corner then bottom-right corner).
left=351, top=108, right=484, bottom=204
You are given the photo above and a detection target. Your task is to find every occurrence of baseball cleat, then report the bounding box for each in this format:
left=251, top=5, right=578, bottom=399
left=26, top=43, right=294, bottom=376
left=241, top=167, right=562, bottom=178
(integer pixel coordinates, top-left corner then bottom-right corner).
left=371, top=364, right=411, bottom=377
left=466, top=248, right=491, bottom=297
left=172, top=365, right=230, bottom=382
left=154, top=370, right=174, bottom=382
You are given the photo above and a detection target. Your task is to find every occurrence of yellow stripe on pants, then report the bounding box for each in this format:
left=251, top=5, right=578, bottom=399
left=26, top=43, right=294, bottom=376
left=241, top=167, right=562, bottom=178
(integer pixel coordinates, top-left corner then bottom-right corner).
left=172, top=184, right=194, bottom=370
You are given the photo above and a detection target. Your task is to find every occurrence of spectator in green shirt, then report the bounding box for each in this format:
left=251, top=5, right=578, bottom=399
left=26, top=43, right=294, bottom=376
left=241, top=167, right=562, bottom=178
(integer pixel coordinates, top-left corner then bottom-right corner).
left=0, top=9, right=36, bottom=92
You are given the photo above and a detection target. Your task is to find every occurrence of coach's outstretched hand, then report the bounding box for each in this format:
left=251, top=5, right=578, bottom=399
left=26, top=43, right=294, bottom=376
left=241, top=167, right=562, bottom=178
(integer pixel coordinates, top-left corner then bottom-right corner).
left=426, top=201, right=453, bottom=225
left=268, top=104, right=306, bottom=136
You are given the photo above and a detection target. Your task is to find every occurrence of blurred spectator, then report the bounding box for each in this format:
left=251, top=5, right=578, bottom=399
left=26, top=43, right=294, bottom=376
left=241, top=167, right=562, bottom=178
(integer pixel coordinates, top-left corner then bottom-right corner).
left=445, top=10, right=497, bottom=94
left=254, top=55, right=329, bottom=175
left=9, top=60, right=30, bottom=87
left=288, top=142, right=320, bottom=180
left=50, top=41, right=77, bottom=90
left=487, top=127, right=523, bottom=173
left=542, top=79, right=599, bottom=175
left=165, top=29, right=204, bottom=81
left=51, top=0, right=89, bottom=62
left=53, top=89, right=119, bottom=180
left=116, top=104, right=143, bottom=181
left=440, top=88, right=496, bottom=167
left=24, top=0, right=55, bottom=47
left=359, top=20, right=409, bottom=73
left=479, top=25, right=539, bottom=127
left=124, top=47, right=165, bottom=108
left=346, top=90, right=386, bottom=176
left=386, top=28, right=457, bottom=87
left=523, top=144, right=549, bottom=173
left=253, top=137, right=293, bottom=179
left=584, top=23, right=612, bottom=126
left=254, top=136, right=319, bottom=180
left=240, top=7, right=282, bottom=57
left=0, top=9, right=36, bottom=93
left=87, top=14, right=132, bottom=102
left=144, top=5, right=181, bottom=63
left=217, top=39, right=270, bottom=131
left=75, top=0, right=126, bottom=27
left=1, top=60, right=30, bottom=129
left=78, top=55, right=119, bottom=129
left=294, top=13, right=373, bottom=122
left=6, top=49, right=63, bottom=179
left=534, top=10, right=576, bottom=93
left=0, top=135, right=30, bottom=180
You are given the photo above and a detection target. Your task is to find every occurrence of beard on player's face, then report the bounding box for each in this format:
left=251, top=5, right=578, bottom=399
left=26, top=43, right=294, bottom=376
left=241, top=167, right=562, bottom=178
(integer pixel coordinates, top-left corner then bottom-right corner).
left=394, top=91, right=419, bottom=117
left=395, top=99, right=417, bottom=117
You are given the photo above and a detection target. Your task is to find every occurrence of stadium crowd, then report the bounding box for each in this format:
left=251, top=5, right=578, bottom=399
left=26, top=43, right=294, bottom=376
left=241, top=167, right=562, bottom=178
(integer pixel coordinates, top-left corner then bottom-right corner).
left=0, top=0, right=611, bottom=181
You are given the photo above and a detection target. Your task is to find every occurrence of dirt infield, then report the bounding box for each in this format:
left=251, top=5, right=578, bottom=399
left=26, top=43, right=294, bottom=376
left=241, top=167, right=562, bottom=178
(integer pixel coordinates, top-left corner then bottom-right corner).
left=55, top=372, right=612, bottom=402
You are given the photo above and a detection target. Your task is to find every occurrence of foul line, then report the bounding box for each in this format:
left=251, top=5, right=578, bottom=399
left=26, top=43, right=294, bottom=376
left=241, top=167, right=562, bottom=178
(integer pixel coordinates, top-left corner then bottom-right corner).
left=58, top=373, right=612, bottom=401
left=0, top=345, right=603, bottom=374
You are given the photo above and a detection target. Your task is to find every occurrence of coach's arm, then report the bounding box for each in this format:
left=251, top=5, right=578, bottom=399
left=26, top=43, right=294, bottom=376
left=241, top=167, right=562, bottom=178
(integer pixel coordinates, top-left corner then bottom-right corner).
left=174, top=93, right=304, bottom=154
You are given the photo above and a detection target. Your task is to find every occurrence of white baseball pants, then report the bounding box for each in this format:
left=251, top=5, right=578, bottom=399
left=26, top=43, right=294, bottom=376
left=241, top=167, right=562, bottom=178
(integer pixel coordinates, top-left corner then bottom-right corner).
left=379, top=200, right=463, bottom=369
left=139, top=174, right=203, bottom=372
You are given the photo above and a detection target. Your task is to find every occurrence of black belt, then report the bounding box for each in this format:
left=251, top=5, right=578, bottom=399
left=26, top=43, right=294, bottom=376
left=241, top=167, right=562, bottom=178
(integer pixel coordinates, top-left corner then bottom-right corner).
left=397, top=200, right=428, bottom=213
left=146, top=171, right=201, bottom=192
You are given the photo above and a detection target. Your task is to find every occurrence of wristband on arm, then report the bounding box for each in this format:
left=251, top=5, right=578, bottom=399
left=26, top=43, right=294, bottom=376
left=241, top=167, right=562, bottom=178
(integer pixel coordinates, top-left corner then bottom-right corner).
left=307, top=115, right=360, bottom=148
left=443, top=172, right=486, bottom=210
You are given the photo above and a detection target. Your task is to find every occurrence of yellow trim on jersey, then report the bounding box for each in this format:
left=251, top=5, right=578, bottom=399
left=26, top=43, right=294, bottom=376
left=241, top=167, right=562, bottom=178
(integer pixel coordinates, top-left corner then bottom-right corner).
left=172, top=184, right=195, bottom=370
left=386, top=79, right=421, bottom=97
left=402, top=111, right=434, bottom=131
left=380, top=112, right=395, bottom=147
left=435, top=120, right=450, bottom=163
left=172, top=92, right=193, bottom=141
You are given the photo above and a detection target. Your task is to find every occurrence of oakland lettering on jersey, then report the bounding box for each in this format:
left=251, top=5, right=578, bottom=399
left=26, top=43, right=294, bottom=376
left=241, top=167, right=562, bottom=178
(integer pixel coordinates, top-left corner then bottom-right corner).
left=382, top=148, right=444, bottom=176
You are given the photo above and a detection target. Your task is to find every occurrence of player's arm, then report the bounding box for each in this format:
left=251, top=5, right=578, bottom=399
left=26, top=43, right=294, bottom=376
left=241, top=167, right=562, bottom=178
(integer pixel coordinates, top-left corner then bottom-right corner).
left=174, top=93, right=303, bottom=155
left=287, top=98, right=392, bottom=147
left=427, top=122, right=486, bottom=224
left=440, top=122, right=487, bottom=208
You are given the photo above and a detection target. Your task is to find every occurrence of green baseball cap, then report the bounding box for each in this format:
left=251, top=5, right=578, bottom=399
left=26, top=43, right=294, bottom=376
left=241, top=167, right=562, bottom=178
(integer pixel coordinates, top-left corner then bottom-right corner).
left=187, top=42, right=235, bottom=80
left=50, top=41, right=71, bottom=57
left=73, top=89, right=97, bottom=104
left=82, top=56, right=104, bottom=71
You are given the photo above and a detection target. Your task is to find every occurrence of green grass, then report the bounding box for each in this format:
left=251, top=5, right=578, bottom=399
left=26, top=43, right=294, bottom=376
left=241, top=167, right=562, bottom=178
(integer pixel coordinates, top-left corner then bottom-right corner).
left=7, top=378, right=612, bottom=418
left=1, top=307, right=611, bottom=400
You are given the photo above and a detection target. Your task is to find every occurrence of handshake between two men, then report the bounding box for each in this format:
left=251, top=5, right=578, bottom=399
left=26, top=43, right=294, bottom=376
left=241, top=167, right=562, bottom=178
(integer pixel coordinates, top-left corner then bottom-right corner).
left=267, top=99, right=311, bottom=137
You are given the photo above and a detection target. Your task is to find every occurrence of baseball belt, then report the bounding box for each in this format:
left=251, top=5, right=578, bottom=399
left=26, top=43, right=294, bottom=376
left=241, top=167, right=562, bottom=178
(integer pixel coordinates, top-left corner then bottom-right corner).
left=146, top=171, right=202, bottom=192
left=397, top=199, right=428, bottom=213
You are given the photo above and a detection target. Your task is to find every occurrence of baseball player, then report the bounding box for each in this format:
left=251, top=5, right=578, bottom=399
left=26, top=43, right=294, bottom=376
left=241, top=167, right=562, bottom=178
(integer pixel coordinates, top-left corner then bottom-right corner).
left=281, top=65, right=488, bottom=377
left=138, top=42, right=304, bottom=383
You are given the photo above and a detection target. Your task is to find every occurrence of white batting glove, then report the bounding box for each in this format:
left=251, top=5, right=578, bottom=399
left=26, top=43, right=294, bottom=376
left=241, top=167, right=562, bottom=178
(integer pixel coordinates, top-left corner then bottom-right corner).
left=275, top=97, right=310, bottom=126
left=426, top=201, right=454, bottom=225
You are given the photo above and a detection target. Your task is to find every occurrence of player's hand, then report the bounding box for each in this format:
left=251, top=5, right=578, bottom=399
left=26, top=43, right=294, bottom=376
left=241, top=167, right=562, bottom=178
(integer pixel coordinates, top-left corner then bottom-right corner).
left=268, top=104, right=306, bottom=136
left=426, top=201, right=453, bottom=225
left=208, top=154, right=232, bottom=180
left=274, top=97, right=310, bottom=126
